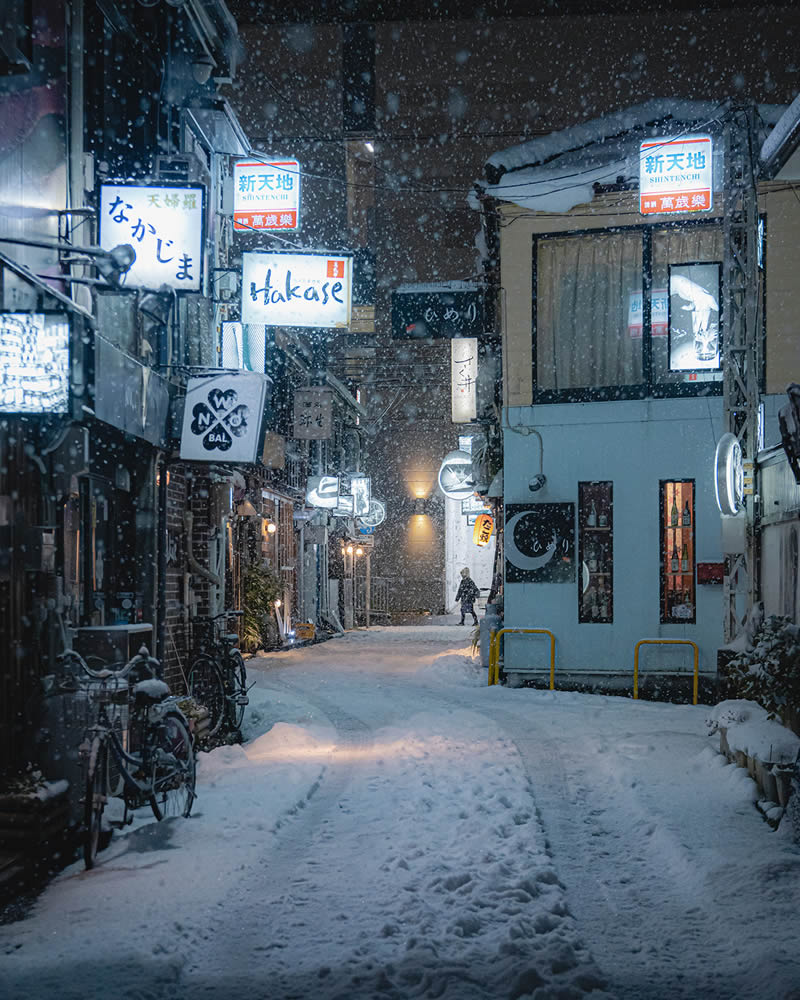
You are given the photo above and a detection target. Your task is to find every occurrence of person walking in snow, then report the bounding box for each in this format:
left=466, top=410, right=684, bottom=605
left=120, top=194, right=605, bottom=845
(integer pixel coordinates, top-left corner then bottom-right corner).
left=455, top=568, right=479, bottom=626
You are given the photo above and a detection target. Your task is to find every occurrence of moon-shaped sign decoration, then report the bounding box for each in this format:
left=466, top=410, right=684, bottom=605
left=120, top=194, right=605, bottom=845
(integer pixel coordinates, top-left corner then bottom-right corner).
left=504, top=503, right=575, bottom=583
left=437, top=449, right=474, bottom=501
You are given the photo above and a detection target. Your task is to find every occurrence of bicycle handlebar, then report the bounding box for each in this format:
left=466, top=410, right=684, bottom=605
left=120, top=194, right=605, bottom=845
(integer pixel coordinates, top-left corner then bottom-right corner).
left=57, top=645, right=160, bottom=683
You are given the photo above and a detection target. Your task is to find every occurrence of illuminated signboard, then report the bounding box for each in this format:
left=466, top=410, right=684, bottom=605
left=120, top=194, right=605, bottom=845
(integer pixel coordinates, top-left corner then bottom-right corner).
left=306, top=475, right=340, bottom=509
left=233, top=159, right=300, bottom=232
left=472, top=513, right=494, bottom=547
left=241, top=252, right=352, bottom=328
left=351, top=476, right=371, bottom=516
left=99, top=183, right=205, bottom=291
left=220, top=321, right=267, bottom=373
left=668, top=263, right=721, bottom=371
left=639, top=135, right=713, bottom=215
left=0, top=313, right=69, bottom=414
left=714, top=432, right=744, bottom=516
left=451, top=337, right=478, bottom=423
left=179, top=372, right=267, bottom=463
left=437, top=449, right=474, bottom=501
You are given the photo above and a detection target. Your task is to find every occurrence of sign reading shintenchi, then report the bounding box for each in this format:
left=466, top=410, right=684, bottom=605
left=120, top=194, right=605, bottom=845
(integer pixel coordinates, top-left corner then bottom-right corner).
left=233, top=160, right=300, bottom=231
left=639, top=135, right=713, bottom=215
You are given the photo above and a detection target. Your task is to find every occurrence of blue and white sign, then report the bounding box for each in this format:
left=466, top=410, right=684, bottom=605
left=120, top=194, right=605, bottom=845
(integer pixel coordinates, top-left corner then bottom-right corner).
left=99, top=183, right=204, bottom=291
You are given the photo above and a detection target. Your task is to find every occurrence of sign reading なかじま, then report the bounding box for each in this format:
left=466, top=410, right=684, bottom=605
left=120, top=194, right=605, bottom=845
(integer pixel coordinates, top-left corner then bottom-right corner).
left=241, top=252, right=352, bottom=328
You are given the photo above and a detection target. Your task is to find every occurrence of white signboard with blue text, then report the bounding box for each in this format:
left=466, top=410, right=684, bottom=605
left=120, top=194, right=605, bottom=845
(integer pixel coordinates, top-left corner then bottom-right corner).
left=241, top=252, right=352, bottom=328
left=99, top=183, right=204, bottom=291
left=179, top=372, right=267, bottom=462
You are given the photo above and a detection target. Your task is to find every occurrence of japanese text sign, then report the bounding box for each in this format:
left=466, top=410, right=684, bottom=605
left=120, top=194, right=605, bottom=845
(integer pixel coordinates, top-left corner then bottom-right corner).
left=472, top=513, right=494, bottom=547
left=99, top=183, right=204, bottom=291
left=293, top=386, right=333, bottom=440
left=391, top=286, right=485, bottom=339
left=639, top=135, right=713, bottom=215
left=451, top=337, right=478, bottom=424
left=233, top=159, right=300, bottom=232
left=241, top=252, right=352, bottom=328
left=179, top=372, right=267, bottom=463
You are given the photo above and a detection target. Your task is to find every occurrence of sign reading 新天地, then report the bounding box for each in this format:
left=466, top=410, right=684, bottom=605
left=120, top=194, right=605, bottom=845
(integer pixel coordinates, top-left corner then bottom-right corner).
left=233, top=160, right=300, bottom=232
left=639, top=136, right=713, bottom=216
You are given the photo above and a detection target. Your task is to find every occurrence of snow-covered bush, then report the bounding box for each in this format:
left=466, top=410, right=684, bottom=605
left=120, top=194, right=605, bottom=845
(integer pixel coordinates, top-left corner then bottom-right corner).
left=727, top=615, right=800, bottom=721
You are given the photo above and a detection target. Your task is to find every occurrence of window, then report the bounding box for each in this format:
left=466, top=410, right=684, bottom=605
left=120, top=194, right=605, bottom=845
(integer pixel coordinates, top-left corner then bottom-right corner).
left=578, top=481, right=613, bottom=623
left=660, top=479, right=696, bottom=624
left=533, top=222, right=724, bottom=402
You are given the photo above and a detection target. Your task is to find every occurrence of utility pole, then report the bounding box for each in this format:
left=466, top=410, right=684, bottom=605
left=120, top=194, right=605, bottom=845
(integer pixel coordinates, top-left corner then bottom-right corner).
left=721, top=104, right=762, bottom=641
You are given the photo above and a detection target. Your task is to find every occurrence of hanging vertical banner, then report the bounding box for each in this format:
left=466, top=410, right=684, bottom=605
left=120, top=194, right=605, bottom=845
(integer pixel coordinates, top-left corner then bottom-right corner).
left=351, top=476, right=371, bottom=516
left=451, top=337, right=477, bottom=423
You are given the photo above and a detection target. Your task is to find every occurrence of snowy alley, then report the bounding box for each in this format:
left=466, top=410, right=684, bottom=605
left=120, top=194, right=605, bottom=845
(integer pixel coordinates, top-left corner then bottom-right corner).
left=2, top=626, right=800, bottom=1000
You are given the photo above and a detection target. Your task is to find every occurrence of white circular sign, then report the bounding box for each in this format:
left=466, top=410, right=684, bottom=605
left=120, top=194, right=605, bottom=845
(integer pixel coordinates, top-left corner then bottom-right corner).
left=357, top=498, right=386, bottom=528
left=714, top=432, right=744, bottom=516
left=437, top=449, right=474, bottom=500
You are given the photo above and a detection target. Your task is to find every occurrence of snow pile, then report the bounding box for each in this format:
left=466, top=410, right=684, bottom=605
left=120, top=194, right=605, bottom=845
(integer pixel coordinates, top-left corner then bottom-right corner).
left=414, top=647, right=485, bottom=687
left=706, top=699, right=800, bottom=764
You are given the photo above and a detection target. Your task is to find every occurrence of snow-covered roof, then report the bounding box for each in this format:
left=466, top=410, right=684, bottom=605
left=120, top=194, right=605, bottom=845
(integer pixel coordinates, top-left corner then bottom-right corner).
left=477, top=99, right=788, bottom=215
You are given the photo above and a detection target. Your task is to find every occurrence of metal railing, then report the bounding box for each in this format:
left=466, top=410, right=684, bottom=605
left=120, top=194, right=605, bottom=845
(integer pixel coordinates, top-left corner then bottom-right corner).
left=633, top=639, right=699, bottom=705
left=488, top=628, right=556, bottom=688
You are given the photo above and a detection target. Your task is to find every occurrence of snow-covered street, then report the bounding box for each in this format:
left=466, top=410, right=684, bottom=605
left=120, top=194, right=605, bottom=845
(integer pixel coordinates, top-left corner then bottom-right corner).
left=2, top=626, right=799, bottom=1000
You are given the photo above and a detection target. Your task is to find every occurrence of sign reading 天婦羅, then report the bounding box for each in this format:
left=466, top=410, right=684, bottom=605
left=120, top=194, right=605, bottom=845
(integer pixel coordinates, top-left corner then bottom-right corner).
left=241, top=252, right=352, bottom=328
left=639, top=136, right=713, bottom=215
left=233, top=160, right=300, bottom=231
left=99, top=184, right=205, bottom=291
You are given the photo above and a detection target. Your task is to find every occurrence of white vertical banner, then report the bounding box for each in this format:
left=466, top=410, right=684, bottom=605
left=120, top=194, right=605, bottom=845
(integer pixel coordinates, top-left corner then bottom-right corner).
left=451, top=337, right=478, bottom=423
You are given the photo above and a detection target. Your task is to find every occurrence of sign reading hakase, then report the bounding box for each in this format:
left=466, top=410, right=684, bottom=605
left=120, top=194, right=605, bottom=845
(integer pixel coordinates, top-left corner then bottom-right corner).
left=233, top=160, right=300, bottom=232
left=241, top=252, right=352, bottom=328
left=639, top=135, right=713, bottom=215
left=99, top=183, right=204, bottom=291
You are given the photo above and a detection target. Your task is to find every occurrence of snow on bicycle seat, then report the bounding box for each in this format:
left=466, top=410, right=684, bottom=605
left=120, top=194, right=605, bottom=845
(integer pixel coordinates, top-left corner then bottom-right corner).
left=132, top=678, right=170, bottom=704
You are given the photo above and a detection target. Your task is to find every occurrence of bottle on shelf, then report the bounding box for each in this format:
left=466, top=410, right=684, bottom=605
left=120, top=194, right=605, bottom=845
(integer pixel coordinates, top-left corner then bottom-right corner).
left=587, top=500, right=597, bottom=527
left=681, top=542, right=689, bottom=573
left=598, top=507, right=608, bottom=527
left=599, top=585, right=609, bottom=619
left=671, top=543, right=680, bottom=573
left=591, top=591, right=600, bottom=619
left=682, top=501, right=691, bottom=526
left=587, top=545, right=598, bottom=573
left=670, top=497, right=679, bottom=526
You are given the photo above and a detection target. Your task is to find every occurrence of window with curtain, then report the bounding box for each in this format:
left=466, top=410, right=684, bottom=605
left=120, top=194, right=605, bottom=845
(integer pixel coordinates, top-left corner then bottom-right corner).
left=535, top=231, right=643, bottom=395
left=533, top=222, right=724, bottom=401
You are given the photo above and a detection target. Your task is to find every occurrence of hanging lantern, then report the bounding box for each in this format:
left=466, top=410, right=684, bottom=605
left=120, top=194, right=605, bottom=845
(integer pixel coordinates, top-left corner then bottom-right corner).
left=473, top=512, right=494, bottom=547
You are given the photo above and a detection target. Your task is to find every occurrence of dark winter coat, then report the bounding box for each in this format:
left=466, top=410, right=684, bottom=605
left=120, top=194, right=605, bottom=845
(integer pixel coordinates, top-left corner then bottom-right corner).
left=455, top=577, right=480, bottom=607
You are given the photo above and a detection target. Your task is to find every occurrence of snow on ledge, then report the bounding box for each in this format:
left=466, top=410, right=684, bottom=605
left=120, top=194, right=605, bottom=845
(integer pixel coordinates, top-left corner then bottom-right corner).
left=706, top=699, right=800, bottom=764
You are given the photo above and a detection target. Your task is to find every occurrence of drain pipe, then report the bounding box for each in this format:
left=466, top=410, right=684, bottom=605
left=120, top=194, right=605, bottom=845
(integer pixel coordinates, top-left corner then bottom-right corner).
left=183, top=510, right=223, bottom=588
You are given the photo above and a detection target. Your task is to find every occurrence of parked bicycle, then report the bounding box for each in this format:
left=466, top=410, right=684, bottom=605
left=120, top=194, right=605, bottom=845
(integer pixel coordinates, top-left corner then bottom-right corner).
left=187, top=611, right=249, bottom=740
left=58, top=645, right=196, bottom=869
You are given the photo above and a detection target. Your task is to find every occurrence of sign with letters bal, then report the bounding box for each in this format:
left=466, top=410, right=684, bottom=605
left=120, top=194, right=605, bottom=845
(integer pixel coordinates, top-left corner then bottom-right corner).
left=180, top=372, right=267, bottom=463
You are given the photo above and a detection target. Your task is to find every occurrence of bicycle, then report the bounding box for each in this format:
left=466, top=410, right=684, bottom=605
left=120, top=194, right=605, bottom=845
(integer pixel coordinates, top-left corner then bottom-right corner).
left=58, top=645, right=197, bottom=869
left=187, top=611, right=249, bottom=740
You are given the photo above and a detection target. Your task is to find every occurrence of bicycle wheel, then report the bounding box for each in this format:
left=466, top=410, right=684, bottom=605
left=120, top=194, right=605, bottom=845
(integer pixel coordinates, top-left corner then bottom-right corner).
left=225, top=648, right=248, bottom=731
left=150, top=712, right=196, bottom=821
left=84, top=737, right=109, bottom=870
left=188, top=654, right=226, bottom=737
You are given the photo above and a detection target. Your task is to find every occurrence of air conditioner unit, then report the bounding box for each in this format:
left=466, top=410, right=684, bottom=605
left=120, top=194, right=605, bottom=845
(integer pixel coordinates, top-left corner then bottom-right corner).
left=153, top=154, right=210, bottom=190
